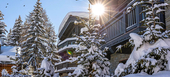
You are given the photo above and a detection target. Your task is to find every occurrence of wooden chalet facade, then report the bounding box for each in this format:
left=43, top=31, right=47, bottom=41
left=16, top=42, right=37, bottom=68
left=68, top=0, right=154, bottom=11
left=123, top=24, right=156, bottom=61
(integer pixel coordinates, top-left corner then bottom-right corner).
left=0, top=63, right=15, bottom=76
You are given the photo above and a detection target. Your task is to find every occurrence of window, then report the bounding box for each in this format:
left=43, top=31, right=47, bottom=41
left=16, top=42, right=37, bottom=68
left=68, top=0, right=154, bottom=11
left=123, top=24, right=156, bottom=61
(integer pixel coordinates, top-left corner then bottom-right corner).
left=141, top=7, right=146, bottom=20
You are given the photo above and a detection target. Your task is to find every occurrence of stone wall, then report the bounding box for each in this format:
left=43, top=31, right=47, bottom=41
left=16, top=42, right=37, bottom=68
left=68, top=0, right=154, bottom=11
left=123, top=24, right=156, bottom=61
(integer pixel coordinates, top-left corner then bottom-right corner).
left=109, top=53, right=130, bottom=74
left=166, top=0, right=170, bottom=30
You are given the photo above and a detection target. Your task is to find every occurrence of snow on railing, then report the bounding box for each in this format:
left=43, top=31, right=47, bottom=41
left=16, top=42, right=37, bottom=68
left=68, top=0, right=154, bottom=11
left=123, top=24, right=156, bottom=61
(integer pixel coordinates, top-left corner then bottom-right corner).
left=55, top=67, right=77, bottom=73
left=56, top=44, right=78, bottom=53
left=55, top=57, right=77, bottom=66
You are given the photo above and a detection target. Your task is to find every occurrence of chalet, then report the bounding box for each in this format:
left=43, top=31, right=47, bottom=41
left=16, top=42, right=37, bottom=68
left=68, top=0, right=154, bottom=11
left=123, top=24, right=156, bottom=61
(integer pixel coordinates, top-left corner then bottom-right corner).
left=89, top=0, right=165, bottom=73
left=55, top=12, right=89, bottom=77
left=0, top=46, right=19, bottom=76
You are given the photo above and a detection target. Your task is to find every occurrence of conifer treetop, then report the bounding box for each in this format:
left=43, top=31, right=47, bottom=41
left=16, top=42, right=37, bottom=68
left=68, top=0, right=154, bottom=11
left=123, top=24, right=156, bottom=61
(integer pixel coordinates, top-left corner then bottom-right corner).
left=0, top=11, right=4, bottom=20
left=0, top=11, right=7, bottom=40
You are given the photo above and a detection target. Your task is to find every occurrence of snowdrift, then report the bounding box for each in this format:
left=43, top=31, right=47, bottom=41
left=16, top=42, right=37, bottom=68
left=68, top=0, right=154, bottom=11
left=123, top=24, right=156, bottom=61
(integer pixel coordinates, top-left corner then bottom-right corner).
left=115, top=33, right=170, bottom=76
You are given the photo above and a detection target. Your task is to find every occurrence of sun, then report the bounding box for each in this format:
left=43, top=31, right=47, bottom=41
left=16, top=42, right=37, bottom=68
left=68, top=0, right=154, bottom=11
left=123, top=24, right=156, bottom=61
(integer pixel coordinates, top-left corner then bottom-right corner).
left=92, top=3, right=105, bottom=16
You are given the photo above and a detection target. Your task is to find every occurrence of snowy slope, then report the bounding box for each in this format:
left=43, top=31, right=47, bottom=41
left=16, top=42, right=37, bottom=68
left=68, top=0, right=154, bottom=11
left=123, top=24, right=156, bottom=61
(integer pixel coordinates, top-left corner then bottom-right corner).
left=126, top=35, right=170, bottom=66
left=115, top=33, right=170, bottom=76
left=0, top=46, right=19, bottom=61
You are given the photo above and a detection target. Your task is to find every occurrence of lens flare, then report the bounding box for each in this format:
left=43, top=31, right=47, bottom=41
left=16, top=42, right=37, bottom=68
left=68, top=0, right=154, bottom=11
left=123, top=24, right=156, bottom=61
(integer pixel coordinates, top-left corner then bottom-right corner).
left=92, top=3, right=105, bottom=16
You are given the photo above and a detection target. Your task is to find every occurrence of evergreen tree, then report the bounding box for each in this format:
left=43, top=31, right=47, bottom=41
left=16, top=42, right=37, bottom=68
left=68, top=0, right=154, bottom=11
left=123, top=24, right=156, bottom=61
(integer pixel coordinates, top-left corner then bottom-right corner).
left=20, top=20, right=29, bottom=47
left=1, top=69, right=9, bottom=77
left=38, top=57, right=55, bottom=77
left=6, top=47, right=31, bottom=76
left=10, top=16, right=23, bottom=46
left=21, top=1, right=57, bottom=65
left=71, top=12, right=110, bottom=77
left=115, top=0, right=169, bottom=76
left=22, top=20, right=29, bottom=36
left=20, top=0, right=49, bottom=71
left=0, top=11, right=7, bottom=44
left=7, top=29, right=12, bottom=45
left=20, top=19, right=30, bottom=45
left=42, top=10, right=58, bottom=65
left=45, top=23, right=58, bottom=64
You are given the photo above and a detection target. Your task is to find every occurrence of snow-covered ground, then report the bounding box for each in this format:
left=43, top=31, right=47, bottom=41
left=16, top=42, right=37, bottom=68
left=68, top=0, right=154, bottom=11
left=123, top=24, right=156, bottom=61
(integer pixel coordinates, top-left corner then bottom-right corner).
left=115, top=33, right=170, bottom=76
left=125, top=71, right=170, bottom=77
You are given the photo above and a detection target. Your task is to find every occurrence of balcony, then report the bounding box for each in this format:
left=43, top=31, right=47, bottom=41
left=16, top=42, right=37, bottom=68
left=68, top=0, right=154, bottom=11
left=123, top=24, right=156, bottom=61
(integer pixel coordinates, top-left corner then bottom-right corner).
left=58, top=37, right=77, bottom=52
left=55, top=37, right=79, bottom=73
left=55, top=57, right=77, bottom=73
left=99, top=0, right=144, bottom=53
left=99, top=0, right=165, bottom=53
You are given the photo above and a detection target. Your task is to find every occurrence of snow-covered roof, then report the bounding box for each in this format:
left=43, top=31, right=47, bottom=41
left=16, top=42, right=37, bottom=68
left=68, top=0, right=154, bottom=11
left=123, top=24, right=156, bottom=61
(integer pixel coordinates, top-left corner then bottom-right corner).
left=0, top=46, right=20, bottom=62
left=58, top=12, right=89, bottom=34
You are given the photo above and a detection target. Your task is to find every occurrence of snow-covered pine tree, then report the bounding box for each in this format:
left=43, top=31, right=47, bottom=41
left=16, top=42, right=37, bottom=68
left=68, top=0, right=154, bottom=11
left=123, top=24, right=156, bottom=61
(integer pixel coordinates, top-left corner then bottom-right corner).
left=36, top=24, right=57, bottom=76
left=20, top=20, right=29, bottom=49
left=1, top=69, right=9, bottom=77
left=45, top=23, right=58, bottom=64
left=25, top=1, right=57, bottom=65
left=7, top=29, right=12, bottom=45
left=20, top=0, right=49, bottom=71
left=7, top=48, right=24, bottom=76
left=20, top=19, right=30, bottom=44
left=10, top=16, right=23, bottom=46
left=21, top=19, right=29, bottom=38
left=38, top=57, right=55, bottom=77
left=0, top=11, right=7, bottom=44
left=6, top=47, right=29, bottom=75
left=10, top=66, right=22, bottom=76
left=71, top=9, right=110, bottom=77
left=41, top=10, right=57, bottom=57
left=16, top=20, right=30, bottom=72
left=115, top=0, right=170, bottom=76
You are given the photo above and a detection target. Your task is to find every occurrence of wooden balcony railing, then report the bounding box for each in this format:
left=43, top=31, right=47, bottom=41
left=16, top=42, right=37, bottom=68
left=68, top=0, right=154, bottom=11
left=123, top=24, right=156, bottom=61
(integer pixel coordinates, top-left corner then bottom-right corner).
left=55, top=61, right=77, bottom=73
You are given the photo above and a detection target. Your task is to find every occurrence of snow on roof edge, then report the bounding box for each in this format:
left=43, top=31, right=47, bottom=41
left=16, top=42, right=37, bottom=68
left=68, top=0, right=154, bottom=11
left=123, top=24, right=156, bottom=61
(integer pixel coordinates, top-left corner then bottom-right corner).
left=58, top=12, right=89, bottom=35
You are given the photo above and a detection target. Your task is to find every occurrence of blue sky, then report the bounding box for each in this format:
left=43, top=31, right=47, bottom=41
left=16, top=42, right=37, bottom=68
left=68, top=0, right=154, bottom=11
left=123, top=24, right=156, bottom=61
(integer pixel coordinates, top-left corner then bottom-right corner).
left=0, top=0, right=89, bottom=35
